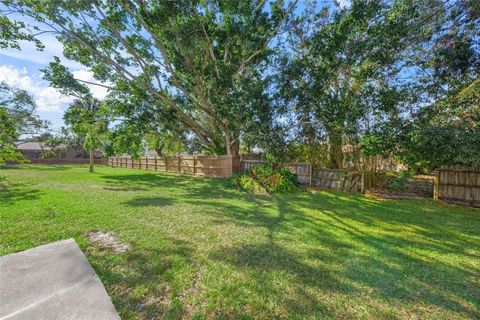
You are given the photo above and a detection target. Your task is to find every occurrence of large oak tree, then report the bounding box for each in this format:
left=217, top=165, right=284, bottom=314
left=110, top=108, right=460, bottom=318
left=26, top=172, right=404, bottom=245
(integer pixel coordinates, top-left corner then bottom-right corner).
left=2, top=0, right=298, bottom=155
left=279, top=0, right=448, bottom=169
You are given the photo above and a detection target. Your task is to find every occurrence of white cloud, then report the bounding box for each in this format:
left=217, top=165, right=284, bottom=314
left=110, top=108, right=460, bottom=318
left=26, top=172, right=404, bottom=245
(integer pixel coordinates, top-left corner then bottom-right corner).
left=0, top=65, right=110, bottom=113
left=0, top=65, right=73, bottom=112
left=335, top=0, right=351, bottom=9
left=72, top=69, right=109, bottom=100
left=0, top=34, right=84, bottom=70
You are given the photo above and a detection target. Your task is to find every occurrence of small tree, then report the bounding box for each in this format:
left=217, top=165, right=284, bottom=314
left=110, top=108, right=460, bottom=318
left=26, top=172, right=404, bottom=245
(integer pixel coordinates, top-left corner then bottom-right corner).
left=64, top=99, right=108, bottom=172
left=0, top=107, right=24, bottom=164
left=0, top=82, right=48, bottom=164
left=43, top=57, right=109, bottom=172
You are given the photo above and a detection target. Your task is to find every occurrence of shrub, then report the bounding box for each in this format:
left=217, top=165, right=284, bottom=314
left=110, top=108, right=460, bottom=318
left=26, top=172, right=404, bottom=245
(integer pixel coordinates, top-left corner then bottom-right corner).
left=387, top=170, right=414, bottom=190
left=0, top=145, right=28, bottom=165
left=235, top=174, right=264, bottom=193
left=236, top=164, right=297, bottom=193
left=40, top=149, right=60, bottom=158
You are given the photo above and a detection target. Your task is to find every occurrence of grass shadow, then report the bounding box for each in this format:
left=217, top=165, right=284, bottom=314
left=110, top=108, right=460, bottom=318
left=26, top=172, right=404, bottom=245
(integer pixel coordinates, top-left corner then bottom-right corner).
left=201, top=188, right=480, bottom=318
left=123, top=197, right=175, bottom=207
left=87, top=238, right=194, bottom=320
left=0, top=181, right=42, bottom=205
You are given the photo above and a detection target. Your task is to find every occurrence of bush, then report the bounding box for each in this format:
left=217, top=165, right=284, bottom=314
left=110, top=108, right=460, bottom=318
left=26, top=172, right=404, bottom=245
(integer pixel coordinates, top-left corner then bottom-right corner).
left=236, top=164, right=298, bottom=193
left=387, top=170, right=414, bottom=190
left=40, top=149, right=60, bottom=158
left=235, top=175, right=264, bottom=193
left=0, top=145, right=27, bottom=165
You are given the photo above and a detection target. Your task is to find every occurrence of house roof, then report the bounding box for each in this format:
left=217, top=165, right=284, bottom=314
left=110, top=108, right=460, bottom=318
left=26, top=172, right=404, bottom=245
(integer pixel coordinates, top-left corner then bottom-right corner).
left=15, top=142, right=51, bottom=151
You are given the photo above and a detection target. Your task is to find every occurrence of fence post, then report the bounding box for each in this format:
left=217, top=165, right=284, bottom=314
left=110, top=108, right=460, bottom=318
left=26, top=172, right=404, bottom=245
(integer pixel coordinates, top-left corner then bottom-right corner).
left=131, top=157, right=133, bottom=169
left=433, top=169, right=439, bottom=201
left=360, top=169, right=365, bottom=194
left=193, top=156, right=197, bottom=175
left=178, top=157, right=181, bottom=173
left=154, top=156, right=158, bottom=171
left=309, top=164, right=313, bottom=187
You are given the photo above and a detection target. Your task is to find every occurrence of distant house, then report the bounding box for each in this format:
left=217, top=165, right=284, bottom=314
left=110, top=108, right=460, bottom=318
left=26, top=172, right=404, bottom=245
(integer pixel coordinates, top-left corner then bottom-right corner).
left=15, top=142, right=103, bottom=159
left=15, top=142, right=50, bottom=159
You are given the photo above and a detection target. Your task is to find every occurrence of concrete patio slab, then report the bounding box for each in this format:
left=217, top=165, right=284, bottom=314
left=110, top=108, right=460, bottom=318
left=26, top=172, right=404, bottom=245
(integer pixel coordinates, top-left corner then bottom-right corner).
left=0, top=239, right=120, bottom=320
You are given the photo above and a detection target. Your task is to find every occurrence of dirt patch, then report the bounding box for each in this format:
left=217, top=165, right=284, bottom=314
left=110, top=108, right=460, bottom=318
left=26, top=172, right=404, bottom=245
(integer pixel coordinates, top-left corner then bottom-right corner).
left=365, top=174, right=435, bottom=200
left=87, top=231, right=130, bottom=253
left=365, top=189, right=428, bottom=200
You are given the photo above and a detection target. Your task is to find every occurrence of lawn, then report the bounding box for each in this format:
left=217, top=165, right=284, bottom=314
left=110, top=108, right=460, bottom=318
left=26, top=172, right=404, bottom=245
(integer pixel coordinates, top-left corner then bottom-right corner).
left=1, top=164, right=479, bottom=319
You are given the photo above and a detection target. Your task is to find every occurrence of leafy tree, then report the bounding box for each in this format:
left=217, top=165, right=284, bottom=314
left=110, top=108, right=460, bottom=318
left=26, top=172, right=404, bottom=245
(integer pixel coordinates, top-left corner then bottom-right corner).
left=56, top=127, right=87, bottom=151
left=402, top=79, right=480, bottom=170
left=63, top=99, right=108, bottom=172
left=0, top=107, right=25, bottom=164
left=0, top=81, right=48, bottom=138
left=0, top=15, right=43, bottom=50
left=0, top=82, right=48, bottom=163
left=280, top=0, right=440, bottom=169
left=362, top=1, right=480, bottom=171
left=43, top=58, right=109, bottom=172
left=2, top=0, right=299, bottom=155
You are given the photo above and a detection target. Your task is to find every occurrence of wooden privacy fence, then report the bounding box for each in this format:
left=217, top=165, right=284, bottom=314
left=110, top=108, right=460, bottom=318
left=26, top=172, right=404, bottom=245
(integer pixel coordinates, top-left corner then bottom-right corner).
left=108, top=156, right=361, bottom=191
left=241, top=160, right=362, bottom=192
left=107, top=155, right=240, bottom=178
left=434, top=167, right=480, bottom=207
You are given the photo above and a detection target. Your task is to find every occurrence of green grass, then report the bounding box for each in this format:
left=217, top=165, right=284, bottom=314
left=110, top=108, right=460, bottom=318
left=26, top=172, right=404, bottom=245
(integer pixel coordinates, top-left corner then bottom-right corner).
left=1, top=165, right=479, bottom=319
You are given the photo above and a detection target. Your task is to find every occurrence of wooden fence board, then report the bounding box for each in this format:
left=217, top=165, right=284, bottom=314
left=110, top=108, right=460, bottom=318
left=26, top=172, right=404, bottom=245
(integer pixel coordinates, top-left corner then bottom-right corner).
left=107, top=155, right=238, bottom=178
left=437, top=167, right=480, bottom=207
left=238, top=159, right=361, bottom=191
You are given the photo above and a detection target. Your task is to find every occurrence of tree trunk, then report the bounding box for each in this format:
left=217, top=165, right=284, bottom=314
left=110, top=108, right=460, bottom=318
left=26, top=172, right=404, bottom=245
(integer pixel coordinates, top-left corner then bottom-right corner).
left=154, top=146, right=163, bottom=156
left=327, top=128, right=344, bottom=169
left=89, top=148, right=94, bottom=172
left=225, top=132, right=240, bottom=156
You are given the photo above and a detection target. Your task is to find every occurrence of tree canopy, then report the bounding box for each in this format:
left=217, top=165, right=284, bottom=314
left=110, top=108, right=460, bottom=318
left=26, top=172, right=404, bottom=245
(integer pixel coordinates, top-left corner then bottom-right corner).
left=42, top=57, right=109, bottom=171
left=2, top=0, right=299, bottom=155
left=0, top=81, right=48, bottom=163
